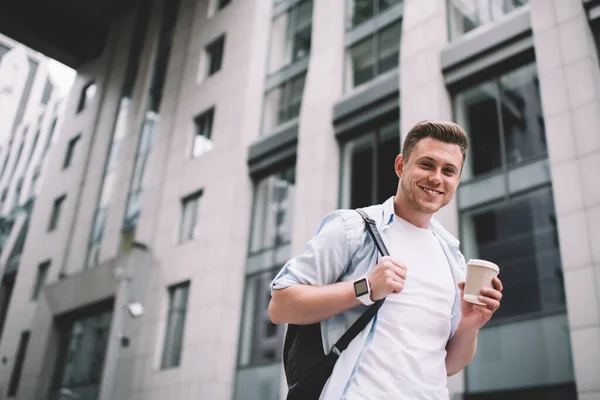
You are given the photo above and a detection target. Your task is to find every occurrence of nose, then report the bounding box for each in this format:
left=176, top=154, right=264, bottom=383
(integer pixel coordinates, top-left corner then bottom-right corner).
left=428, top=169, right=443, bottom=185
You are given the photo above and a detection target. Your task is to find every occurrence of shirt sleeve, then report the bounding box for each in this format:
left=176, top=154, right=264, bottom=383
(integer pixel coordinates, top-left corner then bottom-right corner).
left=271, top=211, right=351, bottom=294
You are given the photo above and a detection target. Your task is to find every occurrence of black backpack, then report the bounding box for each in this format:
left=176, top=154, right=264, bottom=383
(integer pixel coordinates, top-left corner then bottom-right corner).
left=282, top=209, right=390, bottom=400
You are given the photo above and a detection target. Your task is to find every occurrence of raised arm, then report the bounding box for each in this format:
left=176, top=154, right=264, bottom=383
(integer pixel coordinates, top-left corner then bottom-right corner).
left=269, top=208, right=407, bottom=325
left=269, top=281, right=360, bottom=325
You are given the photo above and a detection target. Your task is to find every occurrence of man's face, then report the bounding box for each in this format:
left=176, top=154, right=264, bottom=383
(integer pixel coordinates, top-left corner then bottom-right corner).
left=396, top=137, right=463, bottom=214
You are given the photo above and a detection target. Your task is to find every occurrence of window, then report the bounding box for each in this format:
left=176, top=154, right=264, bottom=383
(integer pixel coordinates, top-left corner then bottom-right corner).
left=12, top=178, right=23, bottom=210
left=346, top=0, right=402, bottom=28
left=454, top=63, right=546, bottom=180
left=41, top=79, right=53, bottom=105
left=218, top=0, right=231, bottom=11
left=448, top=0, right=528, bottom=41
left=77, top=81, right=97, bottom=113
left=48, top=195, right=66, bottom=232
left=7, top=331, right=30, bottom=396
left=31, top=261, right=50, bottom=301
left=263, top=73, right=306, bottom=135
left=340, top=120, right=400, bottom=209
left=179, top=191, right=202, bottom=243
left=204, top=35, right=225, bottom=78
left=63, top=135, right=81, bottom=169
left=123, top=0, right=182, bottom=231
left=43, top=118, right=58, bottom=156
left=123, top=112, right=157, bottom=228
left=0, top=188, right=7, bottom=212
left=192, top=108, right=214, bottom=157
left=461, top=187, right=564, bottom=320
left=161, top=282, right=190, bottom=369
left=234, top=167, right=295, bottom=400
left=208, top=0, right=231, bottom=17
left=29, top=166, right=41, bottom=197
left=248, top=168, right=295, bottom=256
left=50, top=308, right=112, bottom=400
left=461, top=187, right=575, bottom=397
left=346, top=21, right=401, bottom=90
left=268, top=0, right=313, bottom=74
left=85, top=208, right=107, bottom=268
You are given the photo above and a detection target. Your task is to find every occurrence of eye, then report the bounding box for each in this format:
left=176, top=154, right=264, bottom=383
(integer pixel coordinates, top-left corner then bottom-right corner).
left=443, top=168, right=456, bottom=176
left=421, top=162, right=433, bottom=169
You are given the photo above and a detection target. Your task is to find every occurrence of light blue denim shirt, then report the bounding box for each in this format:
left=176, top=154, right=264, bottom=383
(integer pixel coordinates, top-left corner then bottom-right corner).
left=271, top=197, right=467, bottom=399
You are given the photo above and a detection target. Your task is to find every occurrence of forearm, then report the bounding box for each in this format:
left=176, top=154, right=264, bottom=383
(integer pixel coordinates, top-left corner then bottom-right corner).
left=445, top=322, right=479, bottom=376
left=269, top=281, right=360, bottom=325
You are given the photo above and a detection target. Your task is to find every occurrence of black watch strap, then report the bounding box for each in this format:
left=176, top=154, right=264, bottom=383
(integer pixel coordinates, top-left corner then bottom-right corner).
left=330, top=209, right=390, bottom=357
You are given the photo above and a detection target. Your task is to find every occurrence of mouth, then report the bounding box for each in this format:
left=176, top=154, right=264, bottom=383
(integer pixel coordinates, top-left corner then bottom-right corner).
left=419, top=186, right=444, bottom=197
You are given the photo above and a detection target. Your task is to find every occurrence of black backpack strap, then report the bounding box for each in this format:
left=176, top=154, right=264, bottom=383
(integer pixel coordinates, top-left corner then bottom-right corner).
left=329, top=209, right=390, bottom=356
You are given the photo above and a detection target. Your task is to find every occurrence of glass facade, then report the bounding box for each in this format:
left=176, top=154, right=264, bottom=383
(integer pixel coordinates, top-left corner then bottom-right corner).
left=86, top=2, right=153, bottom=267
left=454, top=63, right=546, bottom=181
left=346, top=0, right=402, bottom=28
left=340, top=119, right=400, bottom=208
left=123, top=0, right=182, bottom=230
left=263, top=73, right=306, bottom=135
left=454, top=62, right=575, bottom=397
left=448, top=0, right=528, bottom=40
left=346, top=21, right=401, bottom=90
left=234, top=167, right=295, bottom=400
left=268, top=0, right=313, bottom=74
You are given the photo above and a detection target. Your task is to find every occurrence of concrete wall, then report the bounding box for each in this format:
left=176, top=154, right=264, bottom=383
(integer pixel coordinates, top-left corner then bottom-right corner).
left=530, top=0, right=600, bottom=398
left=127, top=0, right=269, bottom=397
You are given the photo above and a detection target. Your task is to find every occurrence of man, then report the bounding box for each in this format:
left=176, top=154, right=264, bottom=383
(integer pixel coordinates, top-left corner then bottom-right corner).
left=269, top=121, right=503, bottom=399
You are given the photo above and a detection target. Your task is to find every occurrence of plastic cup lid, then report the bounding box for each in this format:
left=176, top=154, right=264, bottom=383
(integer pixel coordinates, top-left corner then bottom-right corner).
left=467, top=258, right=499, bottom=273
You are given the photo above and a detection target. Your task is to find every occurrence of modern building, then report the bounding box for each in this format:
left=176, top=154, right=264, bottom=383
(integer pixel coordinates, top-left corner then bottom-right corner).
left=0, top=0, right=598, bottom=399
left=0, top=33, right=67, bottom=389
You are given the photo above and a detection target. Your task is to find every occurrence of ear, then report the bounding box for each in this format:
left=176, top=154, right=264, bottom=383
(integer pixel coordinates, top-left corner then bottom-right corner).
left=395, top=154, right=404, bottom=178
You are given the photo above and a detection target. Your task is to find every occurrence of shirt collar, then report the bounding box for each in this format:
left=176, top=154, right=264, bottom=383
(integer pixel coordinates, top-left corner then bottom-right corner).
left=380, top=196, right=460, bottom=248
left=381, top=197, right=396, bottom=228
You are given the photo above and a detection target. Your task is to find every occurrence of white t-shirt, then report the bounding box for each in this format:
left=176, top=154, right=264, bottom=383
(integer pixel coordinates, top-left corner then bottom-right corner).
left=344, top=216, right=456, bottom=399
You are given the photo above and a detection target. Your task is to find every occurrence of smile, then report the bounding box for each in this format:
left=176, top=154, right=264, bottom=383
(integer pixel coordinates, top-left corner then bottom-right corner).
left=420, top=186, right=443, bottom=196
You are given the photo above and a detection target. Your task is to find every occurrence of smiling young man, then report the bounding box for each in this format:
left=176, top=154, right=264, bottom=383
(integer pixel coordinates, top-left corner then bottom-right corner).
left=269, top=121, right=503, bottom=399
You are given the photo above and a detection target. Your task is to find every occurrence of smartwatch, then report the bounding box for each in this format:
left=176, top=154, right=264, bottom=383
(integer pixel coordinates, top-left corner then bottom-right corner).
left=354, top=277, right=374, bottom=306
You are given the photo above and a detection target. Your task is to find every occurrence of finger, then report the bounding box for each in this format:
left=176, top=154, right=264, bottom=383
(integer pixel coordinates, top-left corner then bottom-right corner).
left=389, top=257, right=408, bottom=271
left=481, top=287, right=502, bottom=301
left=392, top=265, right=407, bottom=280
left=457, top=281, right=465, bottom=290
left=382, top=263, right=407, bottom=280
left=477, top=295, right=500, bottom=311
left=390, top=280, right=404, bottom=294
left=492, top=277, right=503, bottom=292
left=384, top=268, right=405, bottom=282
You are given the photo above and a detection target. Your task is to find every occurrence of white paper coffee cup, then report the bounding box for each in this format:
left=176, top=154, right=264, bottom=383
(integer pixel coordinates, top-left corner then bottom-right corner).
left=463, top=259, right=499, bottom=305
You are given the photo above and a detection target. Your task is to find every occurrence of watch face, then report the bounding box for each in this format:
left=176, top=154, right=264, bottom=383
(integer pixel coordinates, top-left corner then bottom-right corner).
left=354, top=278, right=369, bottom=297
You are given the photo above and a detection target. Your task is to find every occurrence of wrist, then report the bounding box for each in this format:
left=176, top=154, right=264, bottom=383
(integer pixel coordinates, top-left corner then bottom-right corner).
left=457, top=320, right=480, bottom=337
left=353, top=276, right=374, bottom=306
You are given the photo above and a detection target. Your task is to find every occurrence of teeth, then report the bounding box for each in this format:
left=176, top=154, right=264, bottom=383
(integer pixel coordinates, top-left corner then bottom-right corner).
left=422, top=187, right=440, bottom=195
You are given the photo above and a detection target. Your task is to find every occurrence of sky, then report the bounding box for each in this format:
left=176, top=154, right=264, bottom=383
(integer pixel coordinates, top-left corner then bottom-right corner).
left=48, top=59, right=77, bottom=96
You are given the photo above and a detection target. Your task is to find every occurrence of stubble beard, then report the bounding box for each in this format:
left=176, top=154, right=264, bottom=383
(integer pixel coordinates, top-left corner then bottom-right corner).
left=400, top=177, right=448, bottom=215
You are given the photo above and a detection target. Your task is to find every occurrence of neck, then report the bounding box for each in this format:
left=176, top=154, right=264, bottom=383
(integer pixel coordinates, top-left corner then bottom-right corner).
left=393, top=194, right=432, bottom=229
